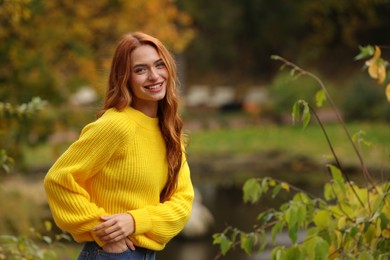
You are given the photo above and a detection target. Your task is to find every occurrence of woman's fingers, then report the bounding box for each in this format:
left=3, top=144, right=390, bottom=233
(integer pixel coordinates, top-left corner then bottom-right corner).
left=125, top=238, right=136, bottom=251
left=100, top=229, right=126, bottom=242
left=93, top=216, right=114, bottom=232
left=93, top=213, right=134, bottom=241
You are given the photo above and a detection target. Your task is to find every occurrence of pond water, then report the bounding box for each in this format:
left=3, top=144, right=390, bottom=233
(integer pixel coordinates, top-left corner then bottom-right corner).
left=159, top=183, right=292, bottom=260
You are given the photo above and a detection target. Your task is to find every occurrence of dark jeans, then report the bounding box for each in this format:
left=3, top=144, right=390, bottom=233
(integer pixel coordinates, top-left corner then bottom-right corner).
left=77, top=241, right=156, bottom=260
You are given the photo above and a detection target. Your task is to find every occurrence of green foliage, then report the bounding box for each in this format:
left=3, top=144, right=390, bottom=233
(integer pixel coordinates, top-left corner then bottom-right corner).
left=0, top=98, right=72, bottom=259
left=0, top=149, right=14, bottom=173
left=213, top=54, right=390, bottom=259
left=342, top=76, right=390, bottom=122
left=355, top=46, right=376, bottom=61
left=0, top=97, right=47, bottom=119
left=214, top=176, right=390, bottom=259
left=268, top=71, right=320, bottom=118
left=0, top=97, right=47, bottom=171
left=0, top=221, right=71, bottom=260
left=292, top=100, right=311, bottom=129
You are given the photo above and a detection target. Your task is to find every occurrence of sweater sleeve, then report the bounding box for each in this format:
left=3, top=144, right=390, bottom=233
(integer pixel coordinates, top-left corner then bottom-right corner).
left=129, top=152, right=194, bottom=245
left=44, top=114, right=126, bottom=245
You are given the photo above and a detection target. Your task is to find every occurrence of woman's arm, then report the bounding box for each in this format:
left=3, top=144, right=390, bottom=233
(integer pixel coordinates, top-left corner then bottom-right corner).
left=93, top=154, right=194, bottom=246
left=44, top=114, right=127, bottom=246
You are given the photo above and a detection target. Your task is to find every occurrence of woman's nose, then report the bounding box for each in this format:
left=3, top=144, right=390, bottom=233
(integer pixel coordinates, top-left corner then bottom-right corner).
left=148, top=68, right=158, bottom=81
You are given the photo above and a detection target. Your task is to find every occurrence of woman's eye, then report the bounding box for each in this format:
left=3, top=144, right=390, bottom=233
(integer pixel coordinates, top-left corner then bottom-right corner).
left=156, top=62, right=165, bottom=69
left=134, top=67, right=146, bottom=74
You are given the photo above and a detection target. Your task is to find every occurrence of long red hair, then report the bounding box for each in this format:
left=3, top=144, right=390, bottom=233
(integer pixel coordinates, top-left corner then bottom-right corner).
left=98, top=32, right=184, bottom=202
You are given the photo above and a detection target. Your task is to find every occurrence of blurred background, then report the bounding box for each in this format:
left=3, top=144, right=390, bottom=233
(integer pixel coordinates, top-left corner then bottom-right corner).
left=1, top=0, right=390, bottom=259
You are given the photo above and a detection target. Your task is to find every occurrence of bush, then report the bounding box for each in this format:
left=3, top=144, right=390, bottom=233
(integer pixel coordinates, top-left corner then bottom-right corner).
left=342, top=75, right=390, bottom=122
left=268, top=71, right=320, bottom=119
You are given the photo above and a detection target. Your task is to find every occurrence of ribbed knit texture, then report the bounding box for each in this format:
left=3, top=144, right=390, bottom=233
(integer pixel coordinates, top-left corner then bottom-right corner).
left=44, top=107, right=194, bottom=251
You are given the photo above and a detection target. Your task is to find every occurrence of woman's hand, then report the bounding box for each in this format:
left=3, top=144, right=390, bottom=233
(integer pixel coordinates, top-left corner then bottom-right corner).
left=93, top=213, right=135, bottom=246
left=102, top=238, right=135, bottom=253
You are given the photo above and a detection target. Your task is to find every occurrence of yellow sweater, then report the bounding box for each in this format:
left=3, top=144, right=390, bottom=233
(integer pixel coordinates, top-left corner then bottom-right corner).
left=44, top=107, right=194, bottom=251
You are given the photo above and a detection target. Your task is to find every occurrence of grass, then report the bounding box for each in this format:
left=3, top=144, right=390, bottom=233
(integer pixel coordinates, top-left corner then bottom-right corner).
left=186, top=121, right=390, bottom=168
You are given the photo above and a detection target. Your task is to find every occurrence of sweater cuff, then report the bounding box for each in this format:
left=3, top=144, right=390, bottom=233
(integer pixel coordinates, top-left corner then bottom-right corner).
left=128, top=208, right=152, bottom=235
left=91, top=232, right=106, bottom=247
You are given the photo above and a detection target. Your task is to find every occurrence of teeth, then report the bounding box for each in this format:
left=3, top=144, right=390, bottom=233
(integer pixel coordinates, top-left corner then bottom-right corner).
left=146, top=83, right=162, bottom=89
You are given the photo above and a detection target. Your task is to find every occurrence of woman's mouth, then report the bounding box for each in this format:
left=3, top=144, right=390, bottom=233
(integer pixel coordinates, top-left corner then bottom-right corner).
left=144, top=82, right=164, bottom=91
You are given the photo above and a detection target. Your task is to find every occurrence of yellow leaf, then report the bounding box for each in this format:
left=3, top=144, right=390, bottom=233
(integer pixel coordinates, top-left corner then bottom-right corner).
left=373, top=45, right=382, bottom=59
left=281, top=182, right=290, bottom=191
left=386, top=83, right=390, bottom=102
left=337, top=216, right=346, bottom=230
left=334, top=230, right=343, bottom=248
left=377, top=64, right=386, bottom=84
left=383, top=228, right=390, bottom=238
left=366, top=46, right=386, bottom=84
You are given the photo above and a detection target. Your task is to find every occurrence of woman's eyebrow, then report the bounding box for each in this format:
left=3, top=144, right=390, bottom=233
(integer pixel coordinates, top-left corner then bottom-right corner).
left=133, top=59, right=164, bottom=69
left=133, top=64, right=146, bottom=69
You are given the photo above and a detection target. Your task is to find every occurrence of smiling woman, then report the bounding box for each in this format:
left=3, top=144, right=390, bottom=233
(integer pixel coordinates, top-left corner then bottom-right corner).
left=43, top=32, right=194, bottom=260
left=130, top=45, right=168, bottom=117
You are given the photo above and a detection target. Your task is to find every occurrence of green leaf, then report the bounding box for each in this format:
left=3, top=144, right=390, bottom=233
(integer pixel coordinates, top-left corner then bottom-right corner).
left=261, top=178, right=270, bottom=193
left=358, top=251, right=374, bottom=260
left=315, top=90, right=326, bottom=108
left=257, top=211, right=274, bottom=224
left=301, top=102, right=311, bottom=129
left=286, top=245, right=305, bottom=260
left=328, top=164, right=346, bottom=193
left=314, top=237, right=329, bottom=260
left=270, top=246, right=286, bottom=260
left=324, top=183, right=336, bottom=201
left=296, top=203, right=307, bottom=228
left=272, top=184, right=282, bottom=198
left=213, top=233, right=232, bottom=255
left=258, top=230, right=268, bottom=252
left=292, top=101, right=301, bottom=125
left=354, top=45, right=375, bottom=60
left=292, top=100, right=311, bottom=128
left=288, top=224, right=299, bottom=244
left=349, top=226, right=359, bottom=237
left=271, top=221, right=284, bottom=244
left=304, top=236, right=329, bottom=260
left=379, top=213, right=389, bottom=230
left=293, top=192, right=311, bottom=204
left=313, top=210, right=331, bottom=229
left=285, top=204, right=298, bottom=227
left=363, top=223, right=376, bottom=243
left=240, top=232, right=256, bottom=255
left=243, top=178, right=262, bottom=204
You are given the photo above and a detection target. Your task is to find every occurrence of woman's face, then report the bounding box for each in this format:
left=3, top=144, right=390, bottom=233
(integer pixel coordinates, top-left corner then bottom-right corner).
left=129, top=44, right=168, bottom=116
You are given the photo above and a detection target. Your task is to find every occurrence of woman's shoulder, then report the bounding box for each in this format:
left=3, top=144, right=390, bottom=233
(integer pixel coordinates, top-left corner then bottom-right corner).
left=83, top=107, right=136, bottom=136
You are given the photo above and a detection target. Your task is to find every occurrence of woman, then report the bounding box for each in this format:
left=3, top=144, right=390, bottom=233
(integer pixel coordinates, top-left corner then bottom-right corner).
left=44, top=32, right=194, bottom=259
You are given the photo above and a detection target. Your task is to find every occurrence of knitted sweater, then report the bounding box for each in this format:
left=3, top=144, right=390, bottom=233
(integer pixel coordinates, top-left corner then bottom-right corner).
left=44, top=106, right=194, bottom=251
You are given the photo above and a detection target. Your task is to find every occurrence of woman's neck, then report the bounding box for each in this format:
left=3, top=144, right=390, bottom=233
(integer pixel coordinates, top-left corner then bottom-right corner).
left=130, top=101, right=158, bottom=118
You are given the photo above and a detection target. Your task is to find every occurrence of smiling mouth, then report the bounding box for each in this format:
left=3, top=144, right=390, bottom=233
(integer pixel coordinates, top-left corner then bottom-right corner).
left=144, top=82, right=163, bottom=90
